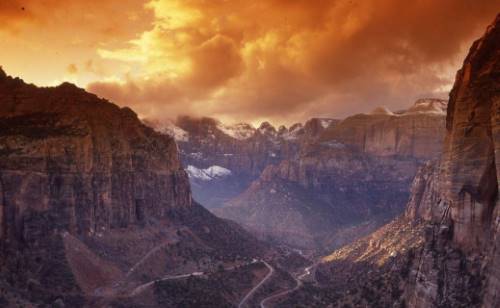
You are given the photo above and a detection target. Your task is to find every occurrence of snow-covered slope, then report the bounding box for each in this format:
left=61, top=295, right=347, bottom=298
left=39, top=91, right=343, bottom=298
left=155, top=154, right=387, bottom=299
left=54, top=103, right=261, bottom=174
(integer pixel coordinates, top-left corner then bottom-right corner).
left=258, top=122, right=278, bottom=137
left=280, top=123, right=304, bottom=140
left=186, top=165, right=232, bottom=181
left=320, top=119, right=335, bottom=128
left=143, top=119, right=189, bottom=142
left=216, top=123, right=255, bottom=140
left=368, top=106, right=394, bottom=116
left=404, top=98, right=447, bottom=115
left=367, top=99, right=447, bottom=117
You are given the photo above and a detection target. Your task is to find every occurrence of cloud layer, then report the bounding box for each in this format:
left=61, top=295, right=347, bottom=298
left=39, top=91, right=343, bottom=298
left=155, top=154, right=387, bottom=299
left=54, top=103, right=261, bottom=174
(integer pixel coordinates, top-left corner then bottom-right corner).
left=2, top=0, right=499, bottom=125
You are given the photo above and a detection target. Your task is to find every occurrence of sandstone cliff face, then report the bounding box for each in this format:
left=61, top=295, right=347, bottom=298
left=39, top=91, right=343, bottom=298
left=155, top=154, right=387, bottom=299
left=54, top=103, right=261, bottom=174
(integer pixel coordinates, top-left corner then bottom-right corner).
left=320, top=99, right=446, bottom=159
left=404, top=160, right=446, bottom=222
left=0, top=70, right=264, bottom=306
left=404, top=14, right=500, bottom=308
left=0, top=73, right=192, bottom=243
left=442, top=19, right=499, bottom=253
left=288, top=14, right=500, bottom=308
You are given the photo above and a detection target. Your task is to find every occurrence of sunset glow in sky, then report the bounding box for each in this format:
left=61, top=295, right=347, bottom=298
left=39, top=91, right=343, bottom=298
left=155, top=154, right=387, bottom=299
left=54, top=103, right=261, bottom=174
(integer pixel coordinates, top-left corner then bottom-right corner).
left=1, top=0, right=499, bottom=125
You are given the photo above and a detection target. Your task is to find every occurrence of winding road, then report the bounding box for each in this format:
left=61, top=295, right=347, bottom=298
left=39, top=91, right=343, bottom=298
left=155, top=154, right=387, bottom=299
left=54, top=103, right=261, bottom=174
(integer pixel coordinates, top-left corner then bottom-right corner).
left=130, top=272, right=204, bottom=296
left=238, top=261, right=274, bottom=308
left=95, top=250, right=301, bottom=308
left=129, top=260, right=272, bottom=300
left=259, top=263, right=317, bottom=308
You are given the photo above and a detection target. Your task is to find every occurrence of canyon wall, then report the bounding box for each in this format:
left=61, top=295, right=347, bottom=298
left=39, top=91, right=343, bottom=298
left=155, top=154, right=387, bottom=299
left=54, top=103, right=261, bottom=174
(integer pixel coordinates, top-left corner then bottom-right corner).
left=320, top=99, right=446, bottom=159
left=216, top=99, right=447, bottom=250
left=294, top=14, right=500, bottom=308
left=0, top=73, right=192, bottom=246
left=404, top=14, right=500, bottom=308
left=0, top=69, right=265, bottom=306
left=217, top=139, right=422, bottom=250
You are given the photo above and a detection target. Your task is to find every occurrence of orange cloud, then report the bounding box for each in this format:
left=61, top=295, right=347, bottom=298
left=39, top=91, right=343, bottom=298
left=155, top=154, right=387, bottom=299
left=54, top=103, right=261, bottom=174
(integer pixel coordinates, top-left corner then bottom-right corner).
left=2, top=0, right=499, bottom=125
left=187, top=35, right=243, bottom=89
left=0, top=0, right=153, bottom=87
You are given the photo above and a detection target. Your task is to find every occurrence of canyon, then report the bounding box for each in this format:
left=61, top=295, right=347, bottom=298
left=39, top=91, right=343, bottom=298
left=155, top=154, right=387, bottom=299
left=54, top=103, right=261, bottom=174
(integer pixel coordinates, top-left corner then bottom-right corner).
left=0, top=11, right=498, bottom=308
left=214, top=100, right=447, bottom=250
left=273, top=13, right=500, bottom=308
left=0, top=70, right=269, bottom=307
left=146, top=116, right=338, bottom=209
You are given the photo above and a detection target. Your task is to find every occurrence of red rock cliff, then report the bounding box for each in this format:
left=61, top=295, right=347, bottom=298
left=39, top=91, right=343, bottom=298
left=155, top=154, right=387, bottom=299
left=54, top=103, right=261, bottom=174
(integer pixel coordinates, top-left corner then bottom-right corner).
left=403, top=14, right=500, bottom=308
left=0, top=73, right=192, bottom=246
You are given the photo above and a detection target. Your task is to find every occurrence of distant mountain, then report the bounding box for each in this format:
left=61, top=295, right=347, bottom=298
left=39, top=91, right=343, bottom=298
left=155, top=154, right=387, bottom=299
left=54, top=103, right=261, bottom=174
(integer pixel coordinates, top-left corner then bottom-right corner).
left=215, top=100, right=447, bottom=251
left=146, top=115, right=338, bottom=208
left=320, top=98, right=447, bottom=159
left=279, top=13, right=500, bottom=308
left=0, top=69, right=266, bottom=307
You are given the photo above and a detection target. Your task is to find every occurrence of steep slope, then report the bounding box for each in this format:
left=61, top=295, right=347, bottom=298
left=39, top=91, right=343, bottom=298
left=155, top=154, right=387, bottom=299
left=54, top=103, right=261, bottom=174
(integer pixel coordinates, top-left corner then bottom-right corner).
left=404, top=13, right=500, bottom=307
left=0, top=69, right=265, bottom=307
left=279, top=14, right=500, bottom=308
left=216, top=101, right=446, bottom=251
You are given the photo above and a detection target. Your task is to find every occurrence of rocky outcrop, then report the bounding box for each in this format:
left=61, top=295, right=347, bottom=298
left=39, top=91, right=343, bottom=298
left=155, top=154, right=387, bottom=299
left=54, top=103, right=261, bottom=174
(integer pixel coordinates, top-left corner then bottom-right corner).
left=404, top=160, right=446, bottom=222
left=320, top=99, right=447, bottom=159
left=0, top=69, right=265, bottom=306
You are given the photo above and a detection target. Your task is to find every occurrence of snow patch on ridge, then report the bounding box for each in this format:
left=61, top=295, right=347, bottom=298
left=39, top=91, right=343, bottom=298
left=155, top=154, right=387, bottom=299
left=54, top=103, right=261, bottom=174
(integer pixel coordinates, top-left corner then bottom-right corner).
left=217, top=123, right=255, bottom=140
left=144, top=119, right=189, bottom=142
left=320, top=119, right=334, bottom=128
left=366, top=99, right=447, bottom=117
left=186, top=165, right=232, bottom=181
left=258, top=122, right=278, bottom=137
left=369, top=106, right=394, bottom=116
left=281, top=123, right=303, bottom=140
left=404, top=98, right=447, bottom=115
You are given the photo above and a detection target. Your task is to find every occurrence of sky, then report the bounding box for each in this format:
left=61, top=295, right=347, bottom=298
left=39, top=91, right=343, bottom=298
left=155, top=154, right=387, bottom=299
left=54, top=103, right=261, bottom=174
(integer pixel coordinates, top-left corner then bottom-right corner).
left=1, top=1, right=499, bottom=126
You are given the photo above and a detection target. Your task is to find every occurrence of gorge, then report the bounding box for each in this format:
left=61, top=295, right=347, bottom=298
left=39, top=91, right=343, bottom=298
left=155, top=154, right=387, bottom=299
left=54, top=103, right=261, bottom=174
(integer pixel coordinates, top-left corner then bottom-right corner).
left=0, top=5, right=498, bottom=308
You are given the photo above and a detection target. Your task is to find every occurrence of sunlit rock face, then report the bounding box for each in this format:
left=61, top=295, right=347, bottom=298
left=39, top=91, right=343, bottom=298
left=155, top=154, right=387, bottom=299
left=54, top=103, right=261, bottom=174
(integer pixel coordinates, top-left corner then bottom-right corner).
left=405, top=14, right=500, bottom=308
left=441, top=21, right=499, bottom=253
left=320, top=99, right=447, bottom=159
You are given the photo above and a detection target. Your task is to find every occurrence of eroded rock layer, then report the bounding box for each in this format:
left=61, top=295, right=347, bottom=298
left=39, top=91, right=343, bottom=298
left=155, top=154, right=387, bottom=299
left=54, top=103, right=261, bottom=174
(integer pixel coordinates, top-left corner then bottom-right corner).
left=406, top=13, right=500, bottom=308
left=320, top=98, right=447, bottom=159
left=215, top=98, right=447, bottom=250
left=0, top=70, right=264, bottom=307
